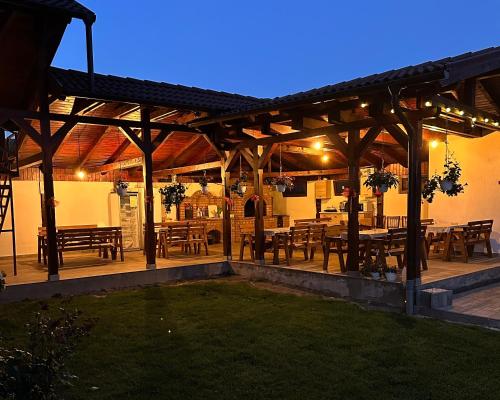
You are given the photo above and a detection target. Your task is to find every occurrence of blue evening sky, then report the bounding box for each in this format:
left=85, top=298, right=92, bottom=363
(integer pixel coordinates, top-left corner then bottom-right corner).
left=54, top=0, right=500, bottom=99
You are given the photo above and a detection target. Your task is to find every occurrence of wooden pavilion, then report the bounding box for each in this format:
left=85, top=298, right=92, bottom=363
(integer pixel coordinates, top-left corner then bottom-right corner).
left=0, top=1, right=499, bottom=312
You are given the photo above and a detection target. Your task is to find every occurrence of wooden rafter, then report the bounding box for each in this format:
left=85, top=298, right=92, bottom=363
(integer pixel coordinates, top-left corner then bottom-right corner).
left=154, top=135, right=201, bottom=171
left=154, top=160, right=221, bottom=175
left=90, top=157, right=143, bottom=173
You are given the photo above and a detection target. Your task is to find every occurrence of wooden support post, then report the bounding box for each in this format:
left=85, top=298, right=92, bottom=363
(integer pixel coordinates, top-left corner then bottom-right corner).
left=141, top=108, right=156, bottom=270
left=406, top=120, right=423, bottom=283
left=40, top=89, right=59, bottom=281
left=221, top=163, right=232, bottom=259
left=376, top=193, right=384, bottom=227
left=253, top=147, right=265, bottom=264
left=346, top=129, right=360, bottom=272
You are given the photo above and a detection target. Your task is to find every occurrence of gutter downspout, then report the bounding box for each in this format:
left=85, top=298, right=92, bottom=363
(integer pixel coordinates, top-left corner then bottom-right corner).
left=388, top=86, right=420, bottom=315
left=85, top=19, right=95, bottom=91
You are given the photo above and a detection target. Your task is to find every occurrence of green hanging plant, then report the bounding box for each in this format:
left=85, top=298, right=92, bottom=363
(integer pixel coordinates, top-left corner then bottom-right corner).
left=159, top=183, right=186, bottom=212
left=363, top=169, right=399, bottom=194
left=423, top=157, right=467, bottom=203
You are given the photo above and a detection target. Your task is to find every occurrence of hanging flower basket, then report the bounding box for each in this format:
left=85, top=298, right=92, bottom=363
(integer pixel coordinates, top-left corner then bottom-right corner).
left=230, top=172, right=248, bottom=197
left=159, top=183, right=186, bottom=212
left=269, top=175, right=294, bottom=193
left=199, top=170, right=209, bottom=194
left=115, top=180, right=129, bottom=197
left=423, top=158, right=467, bottom=203
left=364, top=169, right=398, bottom=193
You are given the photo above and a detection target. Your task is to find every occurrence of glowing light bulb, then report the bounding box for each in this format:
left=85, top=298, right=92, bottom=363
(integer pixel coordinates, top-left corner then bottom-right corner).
left=390, top=109, right=395, bottom=114
left=361, top=102, right=368, bottom=108
left=445, top=107, right=451, bottom=113
left=458, top=110, right=464, bottom=116
left=313, top=141, right=322, bottom=150
left=430, top=140, right=439, bottom=149
left=472, top=117, right=477, bottom=122
left=494, top=121, right=499, bottom=127
left=76, top=170, right=86, bottom=179
left=484, top=118, right=489, bottom=123
left=424, top=101, right=432, bottom=107
left=321, top=154, right=329, bottom=162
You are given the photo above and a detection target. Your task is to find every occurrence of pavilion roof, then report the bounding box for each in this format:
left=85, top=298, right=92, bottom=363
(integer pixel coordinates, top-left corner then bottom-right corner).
left=0, top=0, right=95, bottom=21
left=195, top=46, right=500, bottom=121
left=50, top=68, right=267, bottom=113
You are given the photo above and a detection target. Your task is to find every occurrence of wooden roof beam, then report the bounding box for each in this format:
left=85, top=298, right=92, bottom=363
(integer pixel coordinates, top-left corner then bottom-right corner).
left=90, top=157, right=143, bottom=173
left=154, top=160, right=221, bottom=175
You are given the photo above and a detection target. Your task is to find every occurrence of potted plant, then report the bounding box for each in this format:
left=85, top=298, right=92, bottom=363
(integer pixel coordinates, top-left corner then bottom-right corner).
left=270, top=175, right=294, bottom=193
left=159, top=183, right=186, bottom=212
left=384, top=266, right=398, bottom=282
left=199, top=171, right=209, bottom=194
left=361, top=259, right=381, bottom=280
left=422, top=158, right=466, bottom=203
left=364, top=169, right=399, bottom=193
left=115, top=179, right=129, bottom=197
left=230, top=172, right=248, bottom=197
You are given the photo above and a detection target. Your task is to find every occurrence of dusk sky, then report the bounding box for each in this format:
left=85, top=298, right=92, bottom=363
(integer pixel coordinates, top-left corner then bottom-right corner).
left=54, top=0, right=500, bottom=99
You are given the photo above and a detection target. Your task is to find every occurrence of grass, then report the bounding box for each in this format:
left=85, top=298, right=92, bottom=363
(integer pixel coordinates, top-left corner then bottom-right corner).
left=1, top=279, right=499, bottom=400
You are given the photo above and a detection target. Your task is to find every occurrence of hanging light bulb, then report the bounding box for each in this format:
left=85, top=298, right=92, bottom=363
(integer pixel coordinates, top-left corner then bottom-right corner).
left=76, top=169, right=86, bottom=179
left=430, top=140, right=439, bottom=149
left=313, top=141, right=322, bottom=150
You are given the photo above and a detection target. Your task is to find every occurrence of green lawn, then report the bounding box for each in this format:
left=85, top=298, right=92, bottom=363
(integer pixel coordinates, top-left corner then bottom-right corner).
left=1, top=279, right=499, bottom=400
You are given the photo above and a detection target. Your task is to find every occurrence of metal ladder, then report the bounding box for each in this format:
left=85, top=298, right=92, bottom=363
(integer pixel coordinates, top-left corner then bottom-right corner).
left=0, top=129, right=19, bottom=275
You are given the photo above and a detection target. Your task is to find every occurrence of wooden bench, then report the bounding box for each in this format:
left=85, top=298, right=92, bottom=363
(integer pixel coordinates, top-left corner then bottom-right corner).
left=40, top=227, right=123, bottom=266
left=451, top=220, right=494, bottom=262
left=38, top=224, right=98, bottom=263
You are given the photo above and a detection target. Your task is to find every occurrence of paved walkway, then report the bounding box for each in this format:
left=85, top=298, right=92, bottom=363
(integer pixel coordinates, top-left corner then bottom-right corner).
left=451, top=282, right=500, bottom=320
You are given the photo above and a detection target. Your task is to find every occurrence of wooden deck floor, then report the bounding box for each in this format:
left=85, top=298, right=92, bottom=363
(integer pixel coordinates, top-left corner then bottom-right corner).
left=1, top=244, right=498, bottom=286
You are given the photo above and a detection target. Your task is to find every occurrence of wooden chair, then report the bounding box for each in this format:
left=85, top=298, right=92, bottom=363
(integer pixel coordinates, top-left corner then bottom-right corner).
left=189, top=223, right=209, bottom=255
left=373, top=215, right=386, bottom=229
left=265, top=232, right=291, bottom=265
left=288, top=226, right=310, bottom=260
left=451, top=220, right=493, bottom=262
left=159, top=225, right=190, bottom=258
left=308, top=224, right=326, bottom=260
left=323, top=236, right=365, bottom=273
left=374, top=228, right=407, bottom=268
left=239, top=231, right=255, bottom=261
left=386, top=216, right=401, bottom=229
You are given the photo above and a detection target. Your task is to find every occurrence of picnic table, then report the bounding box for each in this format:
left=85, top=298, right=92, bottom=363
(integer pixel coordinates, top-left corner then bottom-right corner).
left=426, top=223, right=467, bottom=261
left=38, top=226, right=124, bottom=265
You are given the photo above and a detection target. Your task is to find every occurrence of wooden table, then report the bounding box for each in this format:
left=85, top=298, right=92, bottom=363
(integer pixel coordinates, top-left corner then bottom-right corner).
left=427, top=224, right=467, bottom=261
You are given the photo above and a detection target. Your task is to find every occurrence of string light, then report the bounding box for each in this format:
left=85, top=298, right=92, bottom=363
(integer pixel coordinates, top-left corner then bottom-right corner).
left=484, top=118, right=489, bottom=123
left=424, top=101, right=432, bottom=107
left=313, top=141, right=322, bottom=150
left=472, top=117, right=477, bottom=122
left=494, top=121, right=499, bottom=127
left=445, top=107, right=451, bottom=113
left=430, top=140, right=439, bottom=149
left=458, top=110, right=464, bottom=116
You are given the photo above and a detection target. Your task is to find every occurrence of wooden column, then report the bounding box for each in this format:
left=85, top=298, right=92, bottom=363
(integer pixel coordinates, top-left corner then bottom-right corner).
left=253, top=147, right=265, bottom=264
left=346, top=129, right=360, bottom=272
left=40, top=88, right=59, bottom=280
left=221, top=163, right=232, bottom=259
left=141, top=108, right=156, bottom=270
left=406, top=120, right=423, bottom=282
left=376, top=194, right=384, bottom=227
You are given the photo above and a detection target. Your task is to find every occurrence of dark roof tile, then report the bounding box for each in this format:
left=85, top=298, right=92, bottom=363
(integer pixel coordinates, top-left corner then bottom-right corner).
left=1, top=0, right=95, bottom=21
left=49, top=67, right=266, bottom=112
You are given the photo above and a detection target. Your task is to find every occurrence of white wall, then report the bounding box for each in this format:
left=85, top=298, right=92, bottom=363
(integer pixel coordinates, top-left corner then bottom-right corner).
left=428, top=133, right=500, bottom=251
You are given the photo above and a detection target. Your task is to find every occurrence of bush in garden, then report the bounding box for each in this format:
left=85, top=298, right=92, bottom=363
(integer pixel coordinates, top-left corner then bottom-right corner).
left=0, top=305, right=95, bottom=400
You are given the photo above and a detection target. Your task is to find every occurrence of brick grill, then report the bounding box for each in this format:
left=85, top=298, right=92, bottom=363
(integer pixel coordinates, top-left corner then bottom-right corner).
left=161, top=182, right=290, bottom=246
